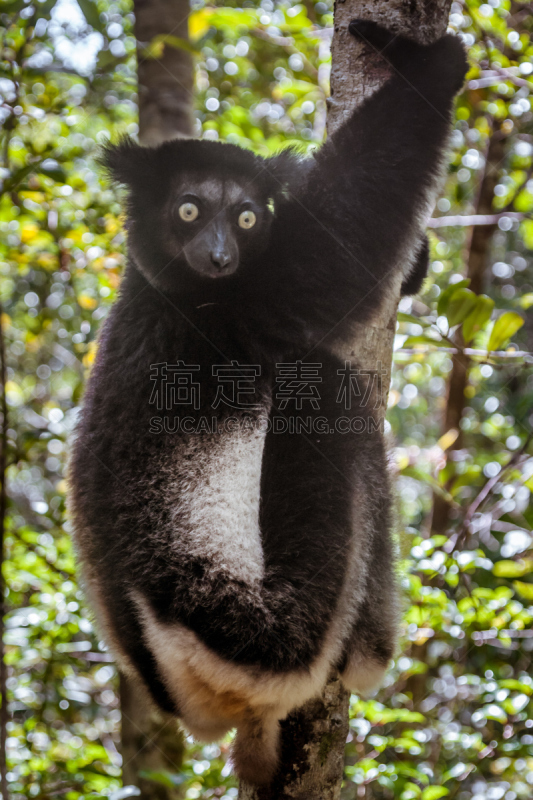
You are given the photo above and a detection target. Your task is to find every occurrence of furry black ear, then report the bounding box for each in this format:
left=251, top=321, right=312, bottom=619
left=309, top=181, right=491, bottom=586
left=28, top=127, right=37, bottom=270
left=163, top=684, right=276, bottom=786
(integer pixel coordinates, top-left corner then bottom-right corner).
left=99, top=136, right=157, bottom=187
left=265, top=147, right=310, bottom=202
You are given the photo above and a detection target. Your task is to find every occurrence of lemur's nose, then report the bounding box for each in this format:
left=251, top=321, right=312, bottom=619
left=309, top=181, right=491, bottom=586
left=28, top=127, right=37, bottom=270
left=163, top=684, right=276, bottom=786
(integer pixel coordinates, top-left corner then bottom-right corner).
left=210, top=251, right=232, bottom=271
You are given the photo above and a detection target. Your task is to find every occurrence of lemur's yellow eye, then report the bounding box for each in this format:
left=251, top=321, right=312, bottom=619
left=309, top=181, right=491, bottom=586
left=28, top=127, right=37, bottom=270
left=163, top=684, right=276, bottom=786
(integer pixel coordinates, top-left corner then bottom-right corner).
left=238, top=210, right=256, bottom=229
left=179, top=202, right=199, bottom=222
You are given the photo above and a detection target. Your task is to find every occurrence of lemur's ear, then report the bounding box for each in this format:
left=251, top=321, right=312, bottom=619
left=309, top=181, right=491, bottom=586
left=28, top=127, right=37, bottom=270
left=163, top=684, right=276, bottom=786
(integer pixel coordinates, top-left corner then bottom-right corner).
left=265, top=147, right=310, bottom=203
left=99, top=136, right=157, bottom=188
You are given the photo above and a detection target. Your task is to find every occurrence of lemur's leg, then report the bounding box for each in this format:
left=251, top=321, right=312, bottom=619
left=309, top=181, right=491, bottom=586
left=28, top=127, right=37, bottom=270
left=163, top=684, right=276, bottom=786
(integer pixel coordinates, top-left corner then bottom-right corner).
left=338, top=487, right=399, bottom=696
left=231, top=713, right=281, bottom=787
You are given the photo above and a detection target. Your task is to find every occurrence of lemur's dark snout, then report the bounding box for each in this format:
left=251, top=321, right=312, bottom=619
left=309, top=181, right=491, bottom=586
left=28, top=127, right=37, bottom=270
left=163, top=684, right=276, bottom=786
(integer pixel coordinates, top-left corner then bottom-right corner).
left=210, top=250, right=232, bottom=272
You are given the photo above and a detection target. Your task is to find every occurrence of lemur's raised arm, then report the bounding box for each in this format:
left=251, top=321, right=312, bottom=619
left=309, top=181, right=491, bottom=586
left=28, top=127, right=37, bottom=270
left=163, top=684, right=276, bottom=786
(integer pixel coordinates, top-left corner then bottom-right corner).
left=251, top=23, right=468, bottom=343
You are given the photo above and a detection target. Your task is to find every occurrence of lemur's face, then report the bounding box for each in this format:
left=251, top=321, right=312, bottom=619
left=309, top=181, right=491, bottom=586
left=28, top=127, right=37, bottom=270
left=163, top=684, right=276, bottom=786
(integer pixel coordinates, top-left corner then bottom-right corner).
left=167, top=176, right=272, bottom=280
left=101, top=137, right=301, bottom=293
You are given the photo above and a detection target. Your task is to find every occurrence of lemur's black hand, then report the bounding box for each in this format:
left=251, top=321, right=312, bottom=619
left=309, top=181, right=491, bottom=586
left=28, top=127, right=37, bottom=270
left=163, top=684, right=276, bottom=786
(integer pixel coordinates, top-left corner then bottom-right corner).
left=349, top=20, right=468, bottom=94
left=348, top=20, right=401, bottom=53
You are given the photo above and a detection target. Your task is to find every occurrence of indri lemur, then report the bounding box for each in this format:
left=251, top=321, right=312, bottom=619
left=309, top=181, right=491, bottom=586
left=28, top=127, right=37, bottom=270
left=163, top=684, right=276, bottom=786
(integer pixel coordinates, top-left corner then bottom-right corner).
left=70, top=22, right=468, bottom=785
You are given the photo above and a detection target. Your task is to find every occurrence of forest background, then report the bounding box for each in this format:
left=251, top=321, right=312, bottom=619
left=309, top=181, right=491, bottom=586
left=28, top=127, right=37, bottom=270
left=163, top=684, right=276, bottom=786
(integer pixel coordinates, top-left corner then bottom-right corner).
left=1, top=0, right=533, bottom=798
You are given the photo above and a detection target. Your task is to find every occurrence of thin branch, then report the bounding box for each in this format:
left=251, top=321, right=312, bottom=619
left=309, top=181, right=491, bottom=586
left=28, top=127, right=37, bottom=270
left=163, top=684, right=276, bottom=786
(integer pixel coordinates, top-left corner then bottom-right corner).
left=485, top=65, right=532, bottom=91
left=70, top=651, right=114, bottom=662
left=428, top=211, right=528, bottom=228
left=396, top=346, right=533, bottom=360
left=445, top=436, right=533, bottom=552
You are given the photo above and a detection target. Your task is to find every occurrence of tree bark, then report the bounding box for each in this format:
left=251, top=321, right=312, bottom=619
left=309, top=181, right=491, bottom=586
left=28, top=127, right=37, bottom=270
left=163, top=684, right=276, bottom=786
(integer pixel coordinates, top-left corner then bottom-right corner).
left=239, top=1, right=453, bottom=797
left=431, top=126, right=506, bottom=533
left=120, top=3, right=194, bottom=797
left=134, top=0, right=194, bottom=145
left=239, top=676, right=350, bottom=800
left=120, top=677, right=185, bottom=800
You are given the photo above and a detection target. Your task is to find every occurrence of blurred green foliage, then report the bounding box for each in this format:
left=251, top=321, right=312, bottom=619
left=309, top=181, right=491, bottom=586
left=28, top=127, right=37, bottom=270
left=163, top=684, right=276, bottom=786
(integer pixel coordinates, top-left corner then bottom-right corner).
left=0, top=0, right=532, bottom=798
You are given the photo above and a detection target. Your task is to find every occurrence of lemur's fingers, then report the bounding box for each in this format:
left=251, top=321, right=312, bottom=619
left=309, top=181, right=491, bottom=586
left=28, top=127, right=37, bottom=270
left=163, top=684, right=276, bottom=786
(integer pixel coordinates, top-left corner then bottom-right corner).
left=348, top=20, right=399, bottom=52
left=431, top=35, right=469, bottom=93
left=349, top=20, right=468, bottom=94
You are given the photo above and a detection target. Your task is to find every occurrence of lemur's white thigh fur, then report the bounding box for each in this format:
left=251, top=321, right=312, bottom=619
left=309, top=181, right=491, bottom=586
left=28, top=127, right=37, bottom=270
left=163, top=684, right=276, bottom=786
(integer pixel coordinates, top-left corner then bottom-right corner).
left=171, top=427, right=266, bottom=585
left=341, top=654, right=388, bottom=696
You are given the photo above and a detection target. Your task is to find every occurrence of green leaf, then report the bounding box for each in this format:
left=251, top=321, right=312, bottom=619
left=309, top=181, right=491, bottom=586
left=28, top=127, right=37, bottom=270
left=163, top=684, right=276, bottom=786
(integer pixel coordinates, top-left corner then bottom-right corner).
left=446, top=287, right=478, bottom=327
left=442, top=762, right=474, bottom=782
left=513, top=580, right=533, bottom=600
left=189, top=7, right=215, bottom=40
left=397, top=312, right=430, bottom=326
left=39, top=163, right=66, bottom=182
left=493, top=559, right=533, bottom=578
left=0, top=0, right=27, bottom=11
left=518, top=293, right=533, bottom=310
left=3, top=163, right=35, bottom=191
left=422, top=788, right=449, bottom=800
left=483, top=704, right=507, bottom=723
left=430, top=535, right=448, bottom=547
left=522, top=218, right=533, bottom=250
left=437, top=278, right=471, bottom=316
left=462, top=295, right=494, bottom=343
left=77, top=0, right=104, bottom=31
left=141, top=34, right=199, bottom=59
left=281, top=6, right=312, bottom=32
left=500, top=679, right=533, bottom=695
left=96, top=49, right=119, bottom=71
left=402, top=334, right=444, bottom=349
left=403, top=781, right=422, bottom=798
left=138, top=770, right=185, bottom=788
left=401, top=466, right=454, bottom=503
left=487, top=311, right=524, bottom=351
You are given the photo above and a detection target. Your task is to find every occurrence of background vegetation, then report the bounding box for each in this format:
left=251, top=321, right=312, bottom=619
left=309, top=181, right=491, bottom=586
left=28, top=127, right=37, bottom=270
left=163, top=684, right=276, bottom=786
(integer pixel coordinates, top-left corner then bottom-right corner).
left=0, top=0, right=532, bottom=798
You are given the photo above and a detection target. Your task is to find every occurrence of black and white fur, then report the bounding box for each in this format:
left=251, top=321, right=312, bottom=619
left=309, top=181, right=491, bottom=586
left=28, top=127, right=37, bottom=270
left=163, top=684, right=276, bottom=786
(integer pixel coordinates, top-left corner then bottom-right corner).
left=69, top=22, right=467, bottom=785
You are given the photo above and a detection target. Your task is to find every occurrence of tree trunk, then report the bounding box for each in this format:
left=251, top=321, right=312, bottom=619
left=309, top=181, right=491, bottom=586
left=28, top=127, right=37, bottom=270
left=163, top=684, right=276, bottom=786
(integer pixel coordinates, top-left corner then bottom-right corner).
left=239, top=676, right=350, bottom=800
left=120, top=3, right=194, bottom=797
left=120, top=677, right=185, bottom=800
left=239, top=1, right=453, bottom=797
left=134, top=0, right=194, bottom=145
left=431, top=126, right=506, bottom=533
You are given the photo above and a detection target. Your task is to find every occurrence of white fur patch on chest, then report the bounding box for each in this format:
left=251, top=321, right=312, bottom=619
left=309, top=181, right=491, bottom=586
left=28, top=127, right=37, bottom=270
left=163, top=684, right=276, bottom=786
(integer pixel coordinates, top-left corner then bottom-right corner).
left=173, top=426, right=266, bottom=585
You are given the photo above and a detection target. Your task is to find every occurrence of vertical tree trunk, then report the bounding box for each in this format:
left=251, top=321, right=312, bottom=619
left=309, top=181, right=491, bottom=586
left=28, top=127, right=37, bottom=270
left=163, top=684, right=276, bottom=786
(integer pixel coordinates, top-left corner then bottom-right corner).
left=239, top=676, right=350, bottom=800
left=431, top=127, right=506, bottom=533
left=120, top=3, right=194, bottom=797
left=134, top=0, right=194, bottom=145
left=120, top=677, right=185, bottom=800
left=239, top=1, right=453, bottom=797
